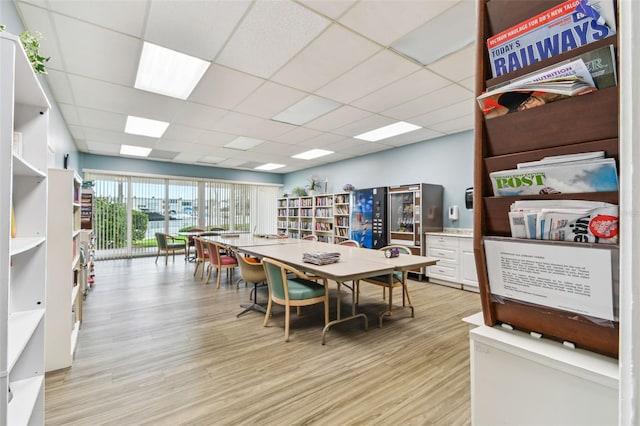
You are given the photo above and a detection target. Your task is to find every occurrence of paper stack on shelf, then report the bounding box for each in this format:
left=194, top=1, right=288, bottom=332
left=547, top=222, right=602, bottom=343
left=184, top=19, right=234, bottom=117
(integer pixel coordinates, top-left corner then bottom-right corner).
left=302, top=251, right=340, bottom=265
left=489, top=152, right=618, bottom=196
left=508, top=199, right=618, bottom=244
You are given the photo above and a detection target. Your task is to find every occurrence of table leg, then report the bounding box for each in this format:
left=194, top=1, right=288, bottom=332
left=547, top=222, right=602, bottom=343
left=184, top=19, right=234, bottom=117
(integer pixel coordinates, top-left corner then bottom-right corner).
left=321, top=280, right=368, bottom=345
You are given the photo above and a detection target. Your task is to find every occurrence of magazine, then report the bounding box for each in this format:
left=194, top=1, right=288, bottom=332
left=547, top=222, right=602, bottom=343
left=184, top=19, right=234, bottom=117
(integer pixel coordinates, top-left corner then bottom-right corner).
left=487, top=0, right=616, bottom=78
left=478, top=58, right=597, bottom=118
left=517, top=151, right=604, bottom=169
left=508, top=200, right=618, bottom=244
left=490, top=157, right=618, bottom=196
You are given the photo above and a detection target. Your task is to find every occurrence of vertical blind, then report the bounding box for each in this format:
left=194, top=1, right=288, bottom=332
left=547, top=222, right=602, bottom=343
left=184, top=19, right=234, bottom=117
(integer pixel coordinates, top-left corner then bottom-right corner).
left=84, top=171, right=280, bottom=260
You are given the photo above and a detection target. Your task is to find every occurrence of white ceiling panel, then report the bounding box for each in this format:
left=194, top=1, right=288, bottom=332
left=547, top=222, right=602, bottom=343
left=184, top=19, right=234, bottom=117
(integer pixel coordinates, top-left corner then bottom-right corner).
left=383, top=83, right=473, bottom=120
left=427, top=43, right=476, bottom=82
left=351, top=68, right=451, bottom=113
left=299, top=0, right=356, bottom=20
left=33, top=0, right=147, bottom=37
left=51, top=13, right=140, bottom=86
left=16, top=0, right=477, bottom=174
left=316, top=49, right=421, bottom=104
left=305, top=105, right=372, bottom=132
left=145, top=0, right=251, bottom=60
left=235, top=82, right=307, bottom=118
left=339, top=0, right=454, bottom=46
left=216, top=1, right=330, bottom=78
left=188, top=65, right=265, bottom=110
left=271, top=24, right=381, bottom=93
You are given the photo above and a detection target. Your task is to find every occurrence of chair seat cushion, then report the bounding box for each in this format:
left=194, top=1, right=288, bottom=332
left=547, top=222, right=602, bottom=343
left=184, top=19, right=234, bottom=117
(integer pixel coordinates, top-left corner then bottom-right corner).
left=167, top=242, right=184, bottom=249
left=287, top=278, right=325, bottom=300
left=365, top=271, right=403, bottom=285
left=244, top=257, right=260, bottom=264
left=220, top=255, right=238, bottom=265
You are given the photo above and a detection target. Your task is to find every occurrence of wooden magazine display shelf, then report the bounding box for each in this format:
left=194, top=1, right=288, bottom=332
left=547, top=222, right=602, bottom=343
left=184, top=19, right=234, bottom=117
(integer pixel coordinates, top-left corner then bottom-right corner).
left=473, top=0, right=620, bottom=358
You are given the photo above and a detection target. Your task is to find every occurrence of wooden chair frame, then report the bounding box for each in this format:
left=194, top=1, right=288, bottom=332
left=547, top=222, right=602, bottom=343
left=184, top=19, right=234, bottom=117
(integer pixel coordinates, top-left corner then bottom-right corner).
left=203, top=240, right=238, bottom=288
left=155, top=232, right=186, bottom=265
left=262, top=257, right=329, bottom=342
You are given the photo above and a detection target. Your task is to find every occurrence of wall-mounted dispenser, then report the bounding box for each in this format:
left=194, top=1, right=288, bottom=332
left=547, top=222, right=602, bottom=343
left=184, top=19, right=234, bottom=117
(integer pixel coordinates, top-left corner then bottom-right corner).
left=465, top=187, right=474, bottom=210
left=448, top=205, right=459, bottom=221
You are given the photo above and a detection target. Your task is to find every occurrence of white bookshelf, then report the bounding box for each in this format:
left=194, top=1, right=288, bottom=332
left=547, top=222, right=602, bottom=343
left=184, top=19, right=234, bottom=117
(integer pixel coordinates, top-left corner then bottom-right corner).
left=276, top=193, right=351, bottom=243
left=46, top=169, right=83, bottom=372
left=1, top=31, right=50, bottom=425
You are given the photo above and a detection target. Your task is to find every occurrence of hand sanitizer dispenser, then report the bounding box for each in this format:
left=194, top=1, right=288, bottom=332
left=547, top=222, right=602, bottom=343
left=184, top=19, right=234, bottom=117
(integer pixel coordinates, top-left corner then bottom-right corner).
left=448, top=205, right=459, bottom=221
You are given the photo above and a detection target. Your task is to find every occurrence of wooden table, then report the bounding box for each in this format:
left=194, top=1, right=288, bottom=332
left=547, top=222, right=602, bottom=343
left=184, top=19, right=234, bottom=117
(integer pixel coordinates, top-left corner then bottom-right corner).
left=239, top=241, right=439, bottom=344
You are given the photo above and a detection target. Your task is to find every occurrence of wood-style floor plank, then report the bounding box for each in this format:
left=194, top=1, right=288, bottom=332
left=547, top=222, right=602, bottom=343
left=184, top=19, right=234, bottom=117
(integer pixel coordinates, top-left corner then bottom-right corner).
left=45, top=257, right=481, bottom=425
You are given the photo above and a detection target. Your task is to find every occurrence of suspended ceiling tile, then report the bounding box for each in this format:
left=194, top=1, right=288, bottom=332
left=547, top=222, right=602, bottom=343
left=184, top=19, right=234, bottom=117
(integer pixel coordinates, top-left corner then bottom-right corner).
left=378, top=127, right=443, bottom=147
left=299, top=0, right=356, bottom=20
left=188, top=64, right=265, bottom=110
left=43, top=69, right=74, bottom=104
left=75, top=106, right=125, bottom=131
left=295, top=132, right=349, bottom=149
left=305, top=105, right=372, bottom=132
left=173, top=152, right=204, bottom=163
left=429, top=113, right=474, bottom=134
left=66, top=124, right=85, bottom=140
left=149, top=149, right=179, bottom=160
left=235, top=82, right=307, bottom=119
left=33, top=0, right=147, bottom=37
left=351, top=69, right=451, bottom=113
left=338, top=0, right=453, bottom=46
left=332, top=114, right=396, bottom=138
left=275, top=126, right=324, bottom=145
left=411, top=99, right=475, bottom=128
left=58, top=103, right=81, bottom=126
left=145, top=0, right=251, bottom=60
left=85, top=140, right=123, bottom=155
left=316, top=49, right=421, bottom=104
left=156, top=139, right=209, bottom=154
left=271, top=24, right=381, bottom=93
left=216, top=1, right=330, bottom=78
left=427, top=43, right=476, bottom=82
left=162, top=124, right=205, bottom=143
left=193, top=129, right=238, bottom=147
left=51, top=13, right=140, bottom=86
left=383, top=83, right=473, bottom=120
left=172, top=102, right=228, bottom=131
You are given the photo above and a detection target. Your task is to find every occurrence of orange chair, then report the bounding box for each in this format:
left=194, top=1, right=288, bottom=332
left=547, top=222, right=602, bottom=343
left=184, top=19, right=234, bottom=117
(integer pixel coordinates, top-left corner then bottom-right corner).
left=204, top=240, right=238, bottom=288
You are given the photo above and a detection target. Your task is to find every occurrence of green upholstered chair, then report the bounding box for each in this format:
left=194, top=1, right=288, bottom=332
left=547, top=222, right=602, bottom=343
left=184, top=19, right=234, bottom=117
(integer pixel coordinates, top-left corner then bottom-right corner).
left=262, top=257, right=329, bottom=342
left=155, top=232, right=186, bottom=265
left=357, top=245, right=414, bottom=327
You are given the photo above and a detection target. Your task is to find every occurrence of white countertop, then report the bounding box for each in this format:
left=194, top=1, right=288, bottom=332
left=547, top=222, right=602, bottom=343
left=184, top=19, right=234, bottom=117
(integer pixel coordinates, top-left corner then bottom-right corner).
left=425, top=229, right=473, bottom=238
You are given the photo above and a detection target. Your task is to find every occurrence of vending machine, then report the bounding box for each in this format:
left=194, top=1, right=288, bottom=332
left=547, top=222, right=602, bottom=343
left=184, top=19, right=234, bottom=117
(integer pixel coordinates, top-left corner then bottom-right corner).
left=350, top=187, right=388, bottom=249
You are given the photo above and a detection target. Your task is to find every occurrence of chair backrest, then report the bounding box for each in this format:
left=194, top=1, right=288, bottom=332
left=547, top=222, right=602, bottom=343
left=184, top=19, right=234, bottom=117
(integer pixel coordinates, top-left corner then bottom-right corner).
left=205, top=240, right=223, bottom=265
left=302, top=234, right=317, bottom=241
left=379, top=245, right=412, bottom=255
left=339, top=239, right=360, bottom=247
left=262, top=257, right=290, bottom=301
left=193, top=237, right=206, bottom=259
left=187, top=228, right=204, bottom=245
left=155, top=233, right=168, bottom=249
left=231, top=249, right=265, bottom=283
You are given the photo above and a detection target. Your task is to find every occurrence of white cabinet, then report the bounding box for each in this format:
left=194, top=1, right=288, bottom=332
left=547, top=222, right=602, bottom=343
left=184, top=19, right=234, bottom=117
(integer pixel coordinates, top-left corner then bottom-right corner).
left=425, top=233, right=478, bottom=291
left=1, top=32, right=50, bottom=425
left=46, top=169, right=83, bottom=372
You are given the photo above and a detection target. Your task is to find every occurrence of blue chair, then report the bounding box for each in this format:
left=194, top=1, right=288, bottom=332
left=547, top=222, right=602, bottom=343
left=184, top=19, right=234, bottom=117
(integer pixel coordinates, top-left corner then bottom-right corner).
left=262, top=257, right=329, bottom=342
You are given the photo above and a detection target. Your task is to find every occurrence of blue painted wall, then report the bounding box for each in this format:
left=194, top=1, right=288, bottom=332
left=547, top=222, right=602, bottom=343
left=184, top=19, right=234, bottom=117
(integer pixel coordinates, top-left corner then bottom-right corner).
left=284, top=131, right=475, bottom=229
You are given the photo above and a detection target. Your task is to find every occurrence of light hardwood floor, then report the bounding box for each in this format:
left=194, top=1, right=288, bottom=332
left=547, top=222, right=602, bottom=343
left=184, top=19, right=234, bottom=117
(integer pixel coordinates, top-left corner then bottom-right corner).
left=45, top=256, right=481, bottom=425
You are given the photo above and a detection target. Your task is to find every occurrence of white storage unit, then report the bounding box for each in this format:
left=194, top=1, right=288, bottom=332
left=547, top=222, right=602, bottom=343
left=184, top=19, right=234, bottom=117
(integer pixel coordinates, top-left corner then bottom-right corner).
left=46, top=169, right=83, bottom=372
left=1, top=32, right=50, bottom=425
left=425, top=233, right=478, bottom=291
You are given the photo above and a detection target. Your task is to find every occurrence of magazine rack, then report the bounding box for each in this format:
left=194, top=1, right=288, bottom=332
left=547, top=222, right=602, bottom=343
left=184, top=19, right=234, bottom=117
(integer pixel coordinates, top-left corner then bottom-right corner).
left=474, top=0, right=620, bottom=358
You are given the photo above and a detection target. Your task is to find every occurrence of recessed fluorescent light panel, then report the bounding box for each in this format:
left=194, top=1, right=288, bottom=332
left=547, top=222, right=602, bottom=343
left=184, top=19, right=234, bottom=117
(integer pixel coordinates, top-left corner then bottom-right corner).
left=125, top=115, right=170, bottom=138
left=135, top=42, right=210, bottom=100
left=292, top=149, right=334, bottom=160
left=224, top=136, right=264, bottom=150
left=120, top=144, right=152, bottom=157
left=255, top=163, right=285, bottom=171
left=354, top=121, right=422, bottom=142
left=272, top=95, right=342, bottom=125
left=390, top=1, right=475, bottom=65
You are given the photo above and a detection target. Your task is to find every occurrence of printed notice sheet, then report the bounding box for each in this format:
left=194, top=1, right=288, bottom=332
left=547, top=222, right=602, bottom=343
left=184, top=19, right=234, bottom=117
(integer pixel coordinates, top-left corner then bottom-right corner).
left=484, top=238, right=614, bottom=320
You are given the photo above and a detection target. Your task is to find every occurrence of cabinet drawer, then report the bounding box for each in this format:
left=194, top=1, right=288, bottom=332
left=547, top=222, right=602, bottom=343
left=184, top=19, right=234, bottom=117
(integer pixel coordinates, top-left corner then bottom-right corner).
left=426, top=234, right=458, bottom=249
left=427, top=246, right=458, bottom=261
left=427, top=264, right=458, bottom=279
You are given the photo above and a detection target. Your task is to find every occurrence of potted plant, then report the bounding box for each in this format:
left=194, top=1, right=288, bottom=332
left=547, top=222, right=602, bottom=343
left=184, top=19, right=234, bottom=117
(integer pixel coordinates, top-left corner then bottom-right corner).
left=306, top=175, right=321, bottom=195
left=291, top=186, right=307, bottom=197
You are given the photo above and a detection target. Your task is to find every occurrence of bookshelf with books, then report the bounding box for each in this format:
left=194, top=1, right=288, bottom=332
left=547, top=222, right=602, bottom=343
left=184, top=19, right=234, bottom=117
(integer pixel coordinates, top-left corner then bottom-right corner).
left=314, top=194, right=334, bottom=243
left=333, top=192, right=351, bottom=243
left=287, top=197, right=300, bottom=239
left=299, top=196, right=314, bottom=238
left=1, top=32, right=49, bottom=425
left=46, top=169, right=83, bottom=372
left=474, top=0, right=620, bottom=358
